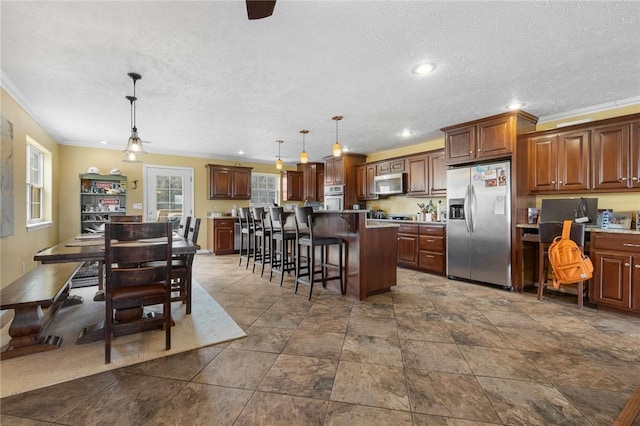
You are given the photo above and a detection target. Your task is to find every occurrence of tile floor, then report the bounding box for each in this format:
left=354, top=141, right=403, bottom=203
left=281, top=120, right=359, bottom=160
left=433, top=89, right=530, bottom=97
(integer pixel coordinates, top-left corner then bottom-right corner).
left=2, top=253, right=640, bottom=425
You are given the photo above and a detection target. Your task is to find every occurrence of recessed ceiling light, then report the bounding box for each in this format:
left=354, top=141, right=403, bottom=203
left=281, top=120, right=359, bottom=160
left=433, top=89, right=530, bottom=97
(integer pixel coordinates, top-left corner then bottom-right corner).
left=238, top=150, right=244, bottom=155
left=99, top=140, right=108, bottom=145
left=411, top=62, right=436, bottom=75
left=401, top=129, right=413, bottom=137
left=506, top=102, right=525, bottom=110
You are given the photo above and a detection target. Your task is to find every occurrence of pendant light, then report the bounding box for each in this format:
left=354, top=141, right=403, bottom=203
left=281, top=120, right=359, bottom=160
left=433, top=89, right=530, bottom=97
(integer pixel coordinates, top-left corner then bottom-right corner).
left=122, top=72, right=147, bottom=163
left=299, top=130, right=309, bottom=164
left=275, top=140, right=284, bottom=170
left=331, top=115, right=343, bottom=157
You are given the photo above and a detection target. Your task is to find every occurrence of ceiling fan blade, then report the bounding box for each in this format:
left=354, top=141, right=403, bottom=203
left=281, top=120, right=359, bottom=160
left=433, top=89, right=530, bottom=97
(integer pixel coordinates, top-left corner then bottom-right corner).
left=246, top=0, right=276, bottom=20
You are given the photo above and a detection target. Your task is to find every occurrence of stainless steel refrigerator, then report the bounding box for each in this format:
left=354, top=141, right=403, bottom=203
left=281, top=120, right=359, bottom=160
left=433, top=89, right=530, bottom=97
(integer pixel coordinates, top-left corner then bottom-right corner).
left=446, top=160, right=512, bottom=288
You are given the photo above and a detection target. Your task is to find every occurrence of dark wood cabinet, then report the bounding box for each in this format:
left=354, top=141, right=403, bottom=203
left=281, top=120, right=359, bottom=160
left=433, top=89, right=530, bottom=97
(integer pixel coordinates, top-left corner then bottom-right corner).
left=208, top=217, right=235, bottom=255
left=406, top=149, right=447, bottom=197
left=397, top=224, right=419, bottom=268
left=206, top=164, right=252, bottom=200
left=376, top=158, right=405, bottom=175
left=298, top=162, right=324, bottom=202
left=356, top=164, right=378, bottom=201
left=528, top=130, right=590, bottom=193
left=591, top=232, right=640, bottom=313
left=418, top=225, right=446, bottom=274
left=282, top=170, right=303, bottom=201
left=592, top=122, right=640, bottom=190
left=442, top=111, right=538, bottom=166
left=324, top=154, right=366, bottom=209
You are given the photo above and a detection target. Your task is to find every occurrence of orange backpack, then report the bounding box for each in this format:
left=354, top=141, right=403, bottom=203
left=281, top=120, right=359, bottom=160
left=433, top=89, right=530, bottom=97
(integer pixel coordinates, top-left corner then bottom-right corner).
left=547, top=220, right=594, bottom=289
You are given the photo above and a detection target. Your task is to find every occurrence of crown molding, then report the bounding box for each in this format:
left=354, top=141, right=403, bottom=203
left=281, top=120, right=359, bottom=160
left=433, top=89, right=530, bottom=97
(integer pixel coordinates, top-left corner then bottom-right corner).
left=537, top=96, right=640, bottom=124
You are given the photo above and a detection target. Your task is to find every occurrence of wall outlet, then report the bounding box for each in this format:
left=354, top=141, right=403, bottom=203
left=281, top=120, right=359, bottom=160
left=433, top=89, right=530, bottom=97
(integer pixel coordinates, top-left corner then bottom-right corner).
left=133, top=203, right=143, bottom=210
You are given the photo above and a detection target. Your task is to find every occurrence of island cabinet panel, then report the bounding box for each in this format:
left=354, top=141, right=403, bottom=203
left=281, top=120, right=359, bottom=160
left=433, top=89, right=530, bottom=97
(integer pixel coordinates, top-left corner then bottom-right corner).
left=590, top=232, right=640, bottom=313
left=442, top=110, right=538, bottom=166
left=528, top=130, right=590, bottom=193
left=206, top=164, right=252, bottom=200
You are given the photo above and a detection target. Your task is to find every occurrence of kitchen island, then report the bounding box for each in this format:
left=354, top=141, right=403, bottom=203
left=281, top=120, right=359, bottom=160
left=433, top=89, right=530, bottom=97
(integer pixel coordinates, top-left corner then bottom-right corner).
left=308, top=210, right=398, bottom=300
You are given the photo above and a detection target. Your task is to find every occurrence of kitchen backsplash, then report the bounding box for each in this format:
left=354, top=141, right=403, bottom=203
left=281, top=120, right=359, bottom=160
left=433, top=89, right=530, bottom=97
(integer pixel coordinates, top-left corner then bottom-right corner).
left=365, top=196, right=446, bottom=218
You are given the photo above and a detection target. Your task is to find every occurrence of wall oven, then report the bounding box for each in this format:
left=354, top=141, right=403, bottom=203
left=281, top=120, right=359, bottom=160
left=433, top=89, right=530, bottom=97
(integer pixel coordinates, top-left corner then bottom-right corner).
left=324, top=185, right=344, bottom=211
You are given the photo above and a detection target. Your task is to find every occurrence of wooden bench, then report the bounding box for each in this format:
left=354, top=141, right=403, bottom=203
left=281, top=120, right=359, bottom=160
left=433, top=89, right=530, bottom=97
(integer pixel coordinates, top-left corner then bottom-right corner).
left=1, top=262, right=83, bottom=359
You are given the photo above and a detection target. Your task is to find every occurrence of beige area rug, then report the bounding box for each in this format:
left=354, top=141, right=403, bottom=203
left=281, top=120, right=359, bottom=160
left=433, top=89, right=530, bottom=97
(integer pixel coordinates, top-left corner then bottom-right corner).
left=0, top=281, right=245, bottom=398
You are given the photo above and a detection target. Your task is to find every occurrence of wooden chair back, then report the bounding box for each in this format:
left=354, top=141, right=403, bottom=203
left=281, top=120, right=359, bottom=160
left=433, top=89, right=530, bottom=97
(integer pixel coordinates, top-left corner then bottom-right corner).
left=186, top=217, right=201, bottom=244
left=110, top=215, right=143, bottom=223
left=177, top=216, right=191, bottom=238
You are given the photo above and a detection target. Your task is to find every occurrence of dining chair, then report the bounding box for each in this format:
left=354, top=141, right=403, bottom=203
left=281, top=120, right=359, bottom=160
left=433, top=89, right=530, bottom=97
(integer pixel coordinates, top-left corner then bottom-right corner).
left=537, top=221, right=587, bottom=308
left=293, top=206, right=344, bottom=300
left=110, top=215, right=143, bottom=222
left=104, top=221, right=172, bottom=364
left=176, top=216, right=191, bottom=238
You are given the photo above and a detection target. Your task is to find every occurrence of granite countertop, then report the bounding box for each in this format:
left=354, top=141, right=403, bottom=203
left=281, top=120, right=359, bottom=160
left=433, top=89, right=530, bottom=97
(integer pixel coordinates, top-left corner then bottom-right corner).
left=517, top=223, right=640, bottom=235
left=369, top=218, right=447, bottom=226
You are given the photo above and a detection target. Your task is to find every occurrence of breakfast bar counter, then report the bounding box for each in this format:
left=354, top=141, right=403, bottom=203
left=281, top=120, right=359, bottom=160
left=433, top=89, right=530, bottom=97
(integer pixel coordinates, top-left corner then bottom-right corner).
left=313, top=210, right=398, bottom=300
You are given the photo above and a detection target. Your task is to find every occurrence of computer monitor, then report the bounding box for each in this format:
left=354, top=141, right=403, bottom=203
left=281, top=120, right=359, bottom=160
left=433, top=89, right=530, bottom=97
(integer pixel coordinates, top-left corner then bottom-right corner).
left=540, top=198, right=599, bottom=227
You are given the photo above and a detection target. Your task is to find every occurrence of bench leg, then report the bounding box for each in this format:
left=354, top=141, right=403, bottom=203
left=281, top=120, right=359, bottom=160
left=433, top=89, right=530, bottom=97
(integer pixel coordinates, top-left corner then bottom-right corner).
left=1, top=305, right=63, bottom=360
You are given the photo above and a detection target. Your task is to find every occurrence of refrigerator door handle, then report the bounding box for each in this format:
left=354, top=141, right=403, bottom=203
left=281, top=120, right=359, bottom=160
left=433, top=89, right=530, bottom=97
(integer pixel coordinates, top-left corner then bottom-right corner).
left=463, top=184, right=471, bottom=232
left=470, top=184, right=477, bottom=232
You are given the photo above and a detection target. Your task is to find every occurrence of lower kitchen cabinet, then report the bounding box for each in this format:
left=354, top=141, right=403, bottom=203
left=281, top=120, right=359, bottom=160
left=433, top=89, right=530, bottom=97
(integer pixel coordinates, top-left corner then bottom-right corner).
left=208, top=217, right=235, bottom=255
left=590, top=232, right=640, bottom=312
left=397, top=223, right=446, bottom=274
left=397, top=224, right=419, bottom=268
left=419, top=225, right=446, bottom=274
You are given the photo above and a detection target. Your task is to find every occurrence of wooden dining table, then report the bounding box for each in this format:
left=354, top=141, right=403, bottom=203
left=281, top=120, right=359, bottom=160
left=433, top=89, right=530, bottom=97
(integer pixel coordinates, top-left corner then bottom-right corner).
left=33, top=233, right=200, bottom=343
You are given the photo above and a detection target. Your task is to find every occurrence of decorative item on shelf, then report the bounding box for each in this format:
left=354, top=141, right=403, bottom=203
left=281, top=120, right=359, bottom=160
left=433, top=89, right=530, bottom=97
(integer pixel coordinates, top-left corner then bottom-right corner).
left=299, top=130, right=309, bottom=164
left=110, top=168, right=121, bottom=175
left=275, top=140, right=284, bottom=170
left=86, top=166, right=101, bottom=174
left=122, top=72, right=147, bottom=163
left=331, top=115, right=343, bottom=157
left=527, top=207, right=540, bottom=224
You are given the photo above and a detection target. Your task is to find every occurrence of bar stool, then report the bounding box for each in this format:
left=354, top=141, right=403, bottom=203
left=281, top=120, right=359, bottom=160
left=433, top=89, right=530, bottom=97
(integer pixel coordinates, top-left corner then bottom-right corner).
left=537, top=221, right=587, bottom=308
left=269, top=207, right=297, bottom=286
left=293, top=206, right=344, bottom=300
left=251, top=207, right=271, bottom=277
left=238, top=207, right=253, bottom=269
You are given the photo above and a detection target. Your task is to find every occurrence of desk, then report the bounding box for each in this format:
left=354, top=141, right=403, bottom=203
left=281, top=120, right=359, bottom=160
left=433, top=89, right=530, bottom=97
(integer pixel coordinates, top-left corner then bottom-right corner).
left=33, top=234, right=200, bottom=343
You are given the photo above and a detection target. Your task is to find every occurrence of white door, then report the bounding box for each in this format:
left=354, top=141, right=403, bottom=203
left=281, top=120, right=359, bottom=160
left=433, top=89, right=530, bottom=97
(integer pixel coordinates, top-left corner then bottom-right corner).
left=144, top=165, right=194, bottom=226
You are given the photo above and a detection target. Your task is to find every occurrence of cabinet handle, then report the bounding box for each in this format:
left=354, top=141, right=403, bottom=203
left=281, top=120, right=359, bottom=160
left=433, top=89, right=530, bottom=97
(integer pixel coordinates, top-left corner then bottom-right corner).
left=469, top=151, right=473, bottom=154
left=624, top=263, right=630, bottom=267
left=635, top=264, right=640, bottom=269
left=477, top=148, right=481, bottom=152
left=632, top=177, right=638, bottom=181
left=621, top=177, right=628, bottom=181
left=551, top=181, right=556, bottom=184
left=426, top=255, right=435, bottom=258
left=426, top=239, right=435, bottom=243
left=623, top=243, right=640, bottom=248
left=558, top=181, right=563, bottom=184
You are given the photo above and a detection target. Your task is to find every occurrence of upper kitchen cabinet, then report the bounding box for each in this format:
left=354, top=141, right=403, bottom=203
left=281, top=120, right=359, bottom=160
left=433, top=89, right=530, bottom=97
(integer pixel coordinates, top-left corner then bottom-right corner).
left=298, top=162, right=324, bottom=202
left=324, top=156, right=344, bottom=185
left=356, top=163, right=378, bottom=201
left=528, top=130, right=590, bottom=193
left=592, top=121, right=640, bottom=191
left=442, top=111, right=538, bottom=166
left=376, top=158, right=405, bottom=175
left=206, top=164, right=252, bottom=200
left=324, top=153, right=366, bottom=208
left=282, top=170, right=304, bottom=201
left=406, top=149, right=447, bottom=197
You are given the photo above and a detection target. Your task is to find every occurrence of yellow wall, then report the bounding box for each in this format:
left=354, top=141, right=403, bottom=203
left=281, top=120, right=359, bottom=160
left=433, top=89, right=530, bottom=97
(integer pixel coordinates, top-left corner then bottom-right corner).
left=1, top=88, right=61, bottom=287
left=2, top=84, right=639, bottom=287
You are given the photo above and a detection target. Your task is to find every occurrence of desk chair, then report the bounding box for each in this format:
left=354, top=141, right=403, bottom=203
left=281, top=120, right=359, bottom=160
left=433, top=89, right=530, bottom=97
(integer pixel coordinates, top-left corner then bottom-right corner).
left=238, top=207, right=254, bottom=269
left=293, top=206, right=344, bottom=300
left=251, top=207, right=271, bottom=277
left=537, top=221, right=587, bottom=308
left=269, top=207, right=297, bottom=286
left=104, top=222, right=172, bottom=363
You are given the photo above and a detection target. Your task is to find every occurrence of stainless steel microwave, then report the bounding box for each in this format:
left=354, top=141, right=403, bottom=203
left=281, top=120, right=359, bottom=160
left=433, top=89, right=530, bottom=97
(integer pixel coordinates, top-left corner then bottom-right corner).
left=373, top=173, right=406, bottom=195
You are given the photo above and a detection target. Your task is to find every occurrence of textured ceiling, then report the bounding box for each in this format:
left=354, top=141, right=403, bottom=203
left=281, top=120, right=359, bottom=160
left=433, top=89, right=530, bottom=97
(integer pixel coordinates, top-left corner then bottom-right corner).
left=1, top=1, right=639, bottom=166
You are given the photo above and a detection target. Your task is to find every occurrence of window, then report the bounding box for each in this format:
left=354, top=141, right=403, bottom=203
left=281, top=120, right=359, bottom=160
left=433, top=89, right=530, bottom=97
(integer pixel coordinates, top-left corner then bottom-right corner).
left=26, top=138, right=52, bottom=229
left=250, top=173, right=280, bottom=206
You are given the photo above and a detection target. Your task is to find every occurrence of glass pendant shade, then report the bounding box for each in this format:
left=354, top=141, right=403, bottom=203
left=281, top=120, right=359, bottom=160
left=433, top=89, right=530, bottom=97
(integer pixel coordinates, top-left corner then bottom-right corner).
left=299, top=130, right=309, bottom=163
left=122, top=72, right=146, bottom=162
left=331, top=115, right=343, bottom=157
left=275, top=139, right=284, bottom=170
